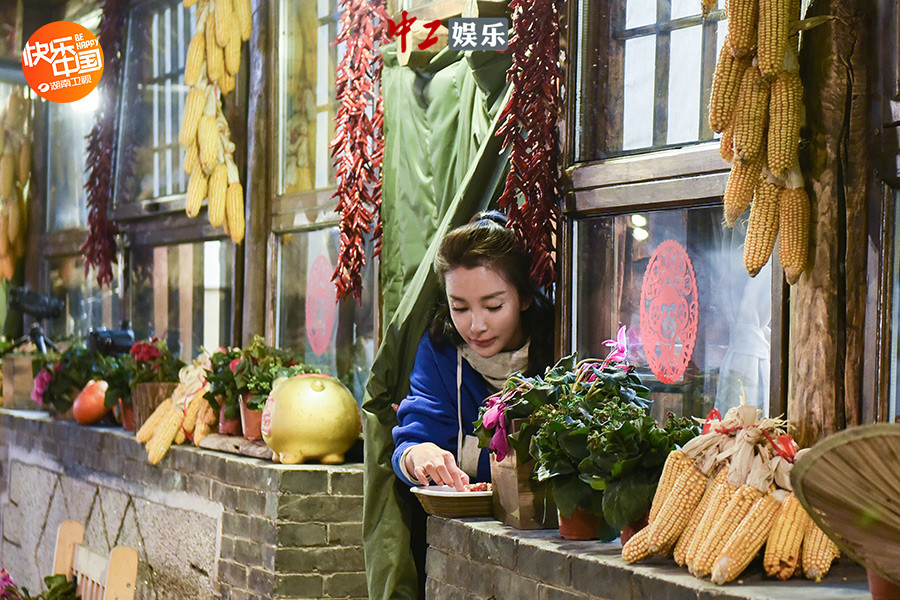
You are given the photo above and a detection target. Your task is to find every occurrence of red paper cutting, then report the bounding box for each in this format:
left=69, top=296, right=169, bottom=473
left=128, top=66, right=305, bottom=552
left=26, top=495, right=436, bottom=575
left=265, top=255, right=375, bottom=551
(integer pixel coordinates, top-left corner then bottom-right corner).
left=306, top=254, right=337, bottom=356
left=639, top=240, right=699, bottom=384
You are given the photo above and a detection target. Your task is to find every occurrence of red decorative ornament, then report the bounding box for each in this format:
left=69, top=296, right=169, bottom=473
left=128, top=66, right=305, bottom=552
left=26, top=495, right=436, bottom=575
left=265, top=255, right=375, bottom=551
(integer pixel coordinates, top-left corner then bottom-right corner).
left=306, top=254, right=337, bottom=356
left=495, top=0, right=564, bottom=292
left=330, top=0, right=389, bottom=303
left=639, top=240, right=700, bottom=384
left=81, top=0, right=126, bottom=288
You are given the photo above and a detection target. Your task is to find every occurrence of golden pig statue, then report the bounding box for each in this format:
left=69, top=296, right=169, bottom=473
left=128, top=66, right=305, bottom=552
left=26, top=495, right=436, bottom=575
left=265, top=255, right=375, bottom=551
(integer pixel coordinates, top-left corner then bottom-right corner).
left=261, top=373, right=360, bottom=464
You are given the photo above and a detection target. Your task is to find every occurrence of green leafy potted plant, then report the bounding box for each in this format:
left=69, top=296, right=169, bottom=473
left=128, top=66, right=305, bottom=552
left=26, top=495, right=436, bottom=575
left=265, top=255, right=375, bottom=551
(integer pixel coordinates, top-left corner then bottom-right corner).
left=529, top=327, right=697, bottom=540
left=0, top=568, right=78, bottom=600
left=203, top=346, right=243, bottom=435
left=97, top=354, right=135, bottom=430
left=124, top=338, right=185, bottom=432
left=232, top=336, right=318, bottom=441
left=31, top=342, right=102, bottom=417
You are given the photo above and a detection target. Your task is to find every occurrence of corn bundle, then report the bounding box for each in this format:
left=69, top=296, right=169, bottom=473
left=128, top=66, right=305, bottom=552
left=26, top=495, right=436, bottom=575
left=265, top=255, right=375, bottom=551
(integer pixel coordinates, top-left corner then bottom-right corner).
left=622, top=401, right=838, bottom=584
left=178, top=0, right=250, bottom=243
left=0, top=89, right=32, bottom=280
left=140, top=352, right=217, bottom=465
left=709, top=0, right=811, bottom=284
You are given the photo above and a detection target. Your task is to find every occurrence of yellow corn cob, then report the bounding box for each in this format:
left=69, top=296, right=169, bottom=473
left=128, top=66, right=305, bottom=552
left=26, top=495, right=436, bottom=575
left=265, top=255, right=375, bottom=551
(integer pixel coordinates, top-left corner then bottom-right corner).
left=0, top=254, right=13, bottom=280
left=708, top=45, right=750, bottom=133
left=0, top=211, right=10, bottom=258
left=198, top=115, right=219, bottom=171
left=732, top=65, right=770, bottom=162
left=764, top=492, right=812, bottom=579
left=186, top=166, right=208, bottom=218
left=225, top=17, right=241, bottom=74
left=146, top=408, right=183, bottom=465
left=684, top=471, right=737, bottom=570
left=234, top=0, right=252, bottom=40
left=179, top=88, right=206, bottom=148
left=7, top=188, right=22, bottom=244
left=184, top=0, right=199, bottom=6
left=646, top=463, right=707, bottom=554
left=674, top=467, right=728, bottom=566
left=208, top=163, right=227, bottom=227
left=723, top=153, right=764, bottom=227
left=802, top=519, right=838, bottom=582
left=206, top=13, right=224, bottom=81
left=182, top=391, right=207, bottom=433
left=691, top=484, right=763, bottom=577
left=0, top=150, right=13, bottom=199
left=767, top=70, right=803, bottom=178
left=215, top=0, right=232, bottom=47
left=622, top=525, right=653, bottom=563
left=649, top=450, right=691, bottom=524
left=701, top=0, right=718, bottom=17
left=779, top=183, right=809, bottom=284
left=184, top=32, right=205, bottom=87
left=720, top=125, right=734, bottom=163
left=16, top=141, right=30, bottom=186
left=743, top=180, right=781, bottom=277
left=194, top=415, right=211, bottom=445
left=219, top=70, right=236, bottom=95
left=175, top=427, right=187, bottom=445
left=226, top=182, right=245, bottom=243
left=725, top=0, right=758, bottom=57
left=136, top=400, right=172, bottom=443
left=184, top=140, right=199, bottom=175
left=711, top=493, right=783, bottom=584
left=758, top=0, right=789, bottom=78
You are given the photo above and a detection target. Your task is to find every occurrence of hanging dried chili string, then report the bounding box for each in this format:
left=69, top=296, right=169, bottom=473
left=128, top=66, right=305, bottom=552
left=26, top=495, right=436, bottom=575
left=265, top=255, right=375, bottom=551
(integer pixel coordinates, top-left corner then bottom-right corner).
left=81, top=0, right=126, bottom=288
left=330, top=0, right=389, bottom=303
left=496, top=0, right=564, bottom=292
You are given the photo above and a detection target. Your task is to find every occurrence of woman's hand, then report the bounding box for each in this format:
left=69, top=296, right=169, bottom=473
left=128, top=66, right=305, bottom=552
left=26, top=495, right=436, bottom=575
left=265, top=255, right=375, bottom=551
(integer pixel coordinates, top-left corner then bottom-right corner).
left=404, top=443, right=469, bottom=491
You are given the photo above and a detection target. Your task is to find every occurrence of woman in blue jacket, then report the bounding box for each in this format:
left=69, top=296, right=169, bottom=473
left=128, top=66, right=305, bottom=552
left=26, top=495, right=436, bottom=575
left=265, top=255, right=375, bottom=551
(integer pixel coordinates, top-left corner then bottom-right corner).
left=391, top=211, right=554, bottom=489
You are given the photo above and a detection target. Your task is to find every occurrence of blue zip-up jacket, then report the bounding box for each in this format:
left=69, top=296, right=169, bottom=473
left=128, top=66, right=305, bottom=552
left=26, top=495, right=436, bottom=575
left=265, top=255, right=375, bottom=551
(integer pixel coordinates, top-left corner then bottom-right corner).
left=391, top=332, right=491, bottom=486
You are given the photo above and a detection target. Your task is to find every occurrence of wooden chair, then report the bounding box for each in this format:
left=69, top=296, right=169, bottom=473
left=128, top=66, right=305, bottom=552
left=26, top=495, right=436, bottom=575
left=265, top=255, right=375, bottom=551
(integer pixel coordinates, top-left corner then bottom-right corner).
left=52, top=521, right=138, bottom=600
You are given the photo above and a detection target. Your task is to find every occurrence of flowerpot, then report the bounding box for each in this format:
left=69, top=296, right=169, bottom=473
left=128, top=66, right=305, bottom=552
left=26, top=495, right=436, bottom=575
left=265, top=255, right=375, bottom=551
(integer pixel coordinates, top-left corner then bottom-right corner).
left=118, top=399, right=135, bottom=432
left=219, top=402, right=242, bottom=436
left=2, top=354, right=37, bottom=409
left=240, top=394, right=263, bottom=441
left=557, top=507, right=601, bottom=540
left=132, top=382, right=179, bottom=432
left=619, top=512, right=649, bottom=546
left=490, top=443, right=557, bottom=529
left=869, top=568, right=900, bottom=600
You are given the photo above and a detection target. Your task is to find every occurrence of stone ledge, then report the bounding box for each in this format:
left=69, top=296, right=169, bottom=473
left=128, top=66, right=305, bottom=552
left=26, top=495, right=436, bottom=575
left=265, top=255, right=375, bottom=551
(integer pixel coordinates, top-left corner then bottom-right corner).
left=426, top=517, right=871, bottom=600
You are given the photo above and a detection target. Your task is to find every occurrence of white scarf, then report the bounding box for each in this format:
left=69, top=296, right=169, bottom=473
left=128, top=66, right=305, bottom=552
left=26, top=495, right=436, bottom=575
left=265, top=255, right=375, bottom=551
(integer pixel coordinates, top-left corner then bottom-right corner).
left=459, top=340, right=530, bottom=390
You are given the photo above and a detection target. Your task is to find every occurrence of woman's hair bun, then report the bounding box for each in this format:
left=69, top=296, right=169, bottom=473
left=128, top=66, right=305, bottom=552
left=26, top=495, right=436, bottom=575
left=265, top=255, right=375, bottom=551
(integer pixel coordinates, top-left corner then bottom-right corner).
left=469, top=210, right=507, bottom=227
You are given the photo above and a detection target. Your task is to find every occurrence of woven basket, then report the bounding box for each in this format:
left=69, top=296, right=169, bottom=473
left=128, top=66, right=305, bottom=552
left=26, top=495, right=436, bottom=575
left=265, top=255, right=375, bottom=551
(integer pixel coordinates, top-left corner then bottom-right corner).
left=132, top=382, right=179, bottom=432
left=411, top=486, right=492, bottom=518
left=793, top=423, right=900, bottom=586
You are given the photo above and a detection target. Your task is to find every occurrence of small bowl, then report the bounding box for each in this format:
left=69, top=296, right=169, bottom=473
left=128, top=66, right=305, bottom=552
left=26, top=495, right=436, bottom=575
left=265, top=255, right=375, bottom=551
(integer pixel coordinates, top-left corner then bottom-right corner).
left=410, top=485, right=493, bottom=518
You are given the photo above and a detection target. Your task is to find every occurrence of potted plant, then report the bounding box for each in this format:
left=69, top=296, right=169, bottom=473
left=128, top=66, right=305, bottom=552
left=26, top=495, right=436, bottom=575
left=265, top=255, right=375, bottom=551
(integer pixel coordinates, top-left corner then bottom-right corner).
left=473, top=354, right=579, bottom=529
left=0, top=568, right=78, bottom=600
left=31, top=342, right=102, bottom=417
left=97, top=354, right=136, bottom=430
left=203, top=346, right=243, bottom=435
left=124, top=338, right=185, bottom=432
left=232, top=336, right=318, bottom=441
left=529, top=326, right=696, bottom=540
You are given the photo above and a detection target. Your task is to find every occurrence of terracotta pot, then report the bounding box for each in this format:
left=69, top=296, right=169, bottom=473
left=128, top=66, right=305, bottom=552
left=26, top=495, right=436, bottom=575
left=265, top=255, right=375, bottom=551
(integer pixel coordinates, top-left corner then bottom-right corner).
left=869, top=568, right=900, bottom=600
left=619, top=511, right=649, bottom=546
left=219, top=402, right=242, bottom=436
left=240, top=394, right=263, bottom=441
left=118, top=399, right=135, bottom=432
left=557, top=507, right=600, bottom=540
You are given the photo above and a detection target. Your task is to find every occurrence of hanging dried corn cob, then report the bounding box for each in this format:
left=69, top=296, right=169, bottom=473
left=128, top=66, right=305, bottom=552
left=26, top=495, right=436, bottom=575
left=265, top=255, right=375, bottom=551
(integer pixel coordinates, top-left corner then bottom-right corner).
left=0, top=88, right=33, bottom=279
left=778, top=169, right=810, bottom=283
left=743, top=178, right=781, bottom=277
left=178, top=0, right=251, bottom=243
left=767, top=51, right=804, bottom=178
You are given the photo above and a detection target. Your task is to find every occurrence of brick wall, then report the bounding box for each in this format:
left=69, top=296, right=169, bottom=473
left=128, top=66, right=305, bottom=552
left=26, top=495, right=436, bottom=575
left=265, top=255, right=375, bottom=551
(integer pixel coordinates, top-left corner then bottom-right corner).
left=0, top=410, right=366, bottom=600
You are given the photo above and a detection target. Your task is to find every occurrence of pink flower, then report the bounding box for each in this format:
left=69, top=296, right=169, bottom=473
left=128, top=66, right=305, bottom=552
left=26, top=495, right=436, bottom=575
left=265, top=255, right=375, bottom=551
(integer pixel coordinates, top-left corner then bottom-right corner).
left=0, top=568, right=14, bottom=590
left=482, top=399, right=509, bottom=461
left=603, top=325, right=628, bottom=364
left=31, top=368, right=52, bottom=406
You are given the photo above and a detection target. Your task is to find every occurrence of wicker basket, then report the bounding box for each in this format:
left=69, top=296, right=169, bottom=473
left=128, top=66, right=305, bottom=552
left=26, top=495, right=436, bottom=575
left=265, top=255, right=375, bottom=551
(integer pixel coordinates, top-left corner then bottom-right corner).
left=132, top=382, right=179, bottom=432
left=410, top=486, right=493, bottom=518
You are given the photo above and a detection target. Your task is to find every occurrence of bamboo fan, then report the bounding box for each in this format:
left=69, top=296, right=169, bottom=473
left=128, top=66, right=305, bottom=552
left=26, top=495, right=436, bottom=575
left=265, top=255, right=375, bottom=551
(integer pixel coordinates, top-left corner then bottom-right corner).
left=792, top=423, right=900, bottom=586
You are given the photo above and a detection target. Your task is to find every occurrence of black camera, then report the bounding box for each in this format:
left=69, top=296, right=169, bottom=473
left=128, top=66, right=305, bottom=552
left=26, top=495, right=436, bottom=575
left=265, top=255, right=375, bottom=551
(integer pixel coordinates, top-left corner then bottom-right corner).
left=8, top=286, right=64, bottom=320
left=88, top=325, right=135, bottom=355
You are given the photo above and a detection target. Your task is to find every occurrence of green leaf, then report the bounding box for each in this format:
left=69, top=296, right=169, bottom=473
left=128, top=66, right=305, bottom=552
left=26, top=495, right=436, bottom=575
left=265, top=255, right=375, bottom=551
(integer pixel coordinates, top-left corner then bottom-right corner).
left=601, top=476, right=656, bottom=531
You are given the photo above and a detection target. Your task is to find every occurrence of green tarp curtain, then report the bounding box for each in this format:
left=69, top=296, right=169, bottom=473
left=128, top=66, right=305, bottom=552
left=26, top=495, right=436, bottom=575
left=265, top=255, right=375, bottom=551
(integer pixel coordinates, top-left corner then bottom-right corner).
left=363, top=44, right=512, bottom=600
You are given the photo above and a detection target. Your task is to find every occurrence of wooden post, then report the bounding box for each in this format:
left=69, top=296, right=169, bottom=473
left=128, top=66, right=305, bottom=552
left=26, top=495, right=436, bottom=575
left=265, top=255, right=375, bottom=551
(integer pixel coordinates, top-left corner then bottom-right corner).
left=789, top=0, right=875, bottom=446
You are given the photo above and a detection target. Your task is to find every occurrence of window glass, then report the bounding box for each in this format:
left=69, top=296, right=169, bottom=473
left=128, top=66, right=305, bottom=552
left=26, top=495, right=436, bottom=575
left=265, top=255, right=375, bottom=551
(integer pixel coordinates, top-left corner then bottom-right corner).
left=274, top=227, right=375, bottom=404
left=47, top=93, right=96, bottom=230
left=573, top=206, right=772, bottom=420
left=115, top=0, right=193, bottom=206
left=45, top=254, right=120, bottom=341
left=278, top=0, right=340, bottom=195
left=129, top=240, right=233, bottom=361
left=667, top=25, right=702, bottom=144
left=625, top=0, right=656, bottom=30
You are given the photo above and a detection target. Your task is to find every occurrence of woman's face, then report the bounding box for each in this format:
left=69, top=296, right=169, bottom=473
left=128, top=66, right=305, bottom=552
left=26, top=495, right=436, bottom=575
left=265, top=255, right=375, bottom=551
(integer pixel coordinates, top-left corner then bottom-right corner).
left=445, top=265, right=529, bottom=358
